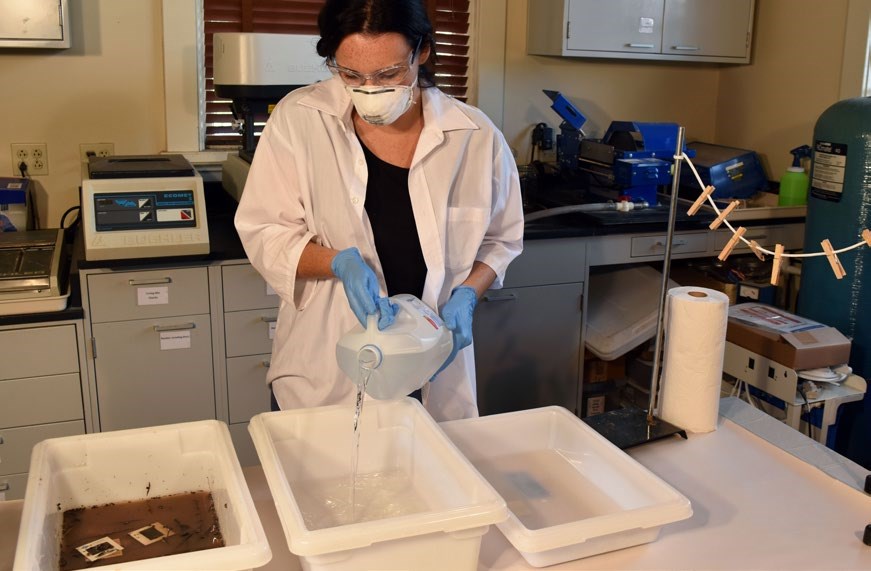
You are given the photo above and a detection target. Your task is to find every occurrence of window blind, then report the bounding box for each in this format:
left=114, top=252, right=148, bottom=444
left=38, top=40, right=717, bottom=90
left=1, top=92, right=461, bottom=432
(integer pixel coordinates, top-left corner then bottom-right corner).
left=203, top=0, right=471, bottom=149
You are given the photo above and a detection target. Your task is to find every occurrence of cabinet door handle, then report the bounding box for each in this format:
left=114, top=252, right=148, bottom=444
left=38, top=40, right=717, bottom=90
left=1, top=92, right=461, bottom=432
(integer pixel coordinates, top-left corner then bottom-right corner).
left=0, top=483, right=9, bottom=492
left=153, top=322, right=197, bottom=332
left=654, top=239, right=688, bottom=248
left=0, top=435, right=4, bottom=445
left=672, top=45, right=700, bottom=51
left=482, top=292, right=517, bottom=303
left=129, top=277, right=173, bottom=286
left=627, top=43, right=655, bottom=49
left=260, top=316, right=278, bottom=323
left=261, top=360, right=271, bottom=368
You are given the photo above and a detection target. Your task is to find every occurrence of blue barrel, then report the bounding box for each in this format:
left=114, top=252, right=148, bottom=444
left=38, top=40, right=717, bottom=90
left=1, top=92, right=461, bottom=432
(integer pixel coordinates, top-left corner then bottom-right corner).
left=798, top=97, right=871, bottom=466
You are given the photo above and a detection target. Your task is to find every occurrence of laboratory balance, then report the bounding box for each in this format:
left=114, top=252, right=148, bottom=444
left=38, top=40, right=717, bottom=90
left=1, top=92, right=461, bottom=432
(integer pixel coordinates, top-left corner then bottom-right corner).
left=81, top=155, right=210, bottom=261
left=0, top=229, right=70, bottom=315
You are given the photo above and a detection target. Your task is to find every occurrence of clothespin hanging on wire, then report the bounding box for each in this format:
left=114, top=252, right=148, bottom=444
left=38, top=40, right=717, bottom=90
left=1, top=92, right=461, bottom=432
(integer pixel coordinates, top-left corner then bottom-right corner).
left=749, top=240, right=766, bottom=261
left=718, top=226, right=746, bottom=261
left=687, top=185, right=715, bottom=216
left=771, top=244, right=784, bottom=286
left=709, top=201, right=740, bottom=230
left=862, top=229, right=871, bottom=247
left=821, top=239, right=847, bottom=279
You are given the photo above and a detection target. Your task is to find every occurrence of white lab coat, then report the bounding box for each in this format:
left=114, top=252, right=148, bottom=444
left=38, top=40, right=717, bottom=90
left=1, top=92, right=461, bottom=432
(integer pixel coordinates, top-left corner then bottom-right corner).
left=234, top=77, right=524, bottom=421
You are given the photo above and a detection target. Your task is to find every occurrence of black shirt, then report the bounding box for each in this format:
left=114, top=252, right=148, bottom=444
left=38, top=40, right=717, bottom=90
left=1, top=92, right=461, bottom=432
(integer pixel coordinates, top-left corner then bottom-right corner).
left=360, top=139, right=427, bottom=299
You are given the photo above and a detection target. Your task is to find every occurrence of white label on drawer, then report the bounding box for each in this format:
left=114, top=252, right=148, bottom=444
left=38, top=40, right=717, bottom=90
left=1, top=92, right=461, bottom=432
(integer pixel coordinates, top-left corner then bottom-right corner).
left=639, top=17, right=654, bottom=33
left=266, top=282, right=277, bottom=296
left=138, top=287, right=169, bottom=306
left=159, top=331, right=191, bottom=350
left=739, top=284, right=760, bottom=300
left=268, top=321, right=276, bottom=340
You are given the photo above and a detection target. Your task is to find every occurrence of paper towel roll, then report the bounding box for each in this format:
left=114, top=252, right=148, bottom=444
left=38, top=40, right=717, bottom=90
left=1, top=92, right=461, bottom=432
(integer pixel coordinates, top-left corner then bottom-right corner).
left=658, top=286, right=729, bottom=433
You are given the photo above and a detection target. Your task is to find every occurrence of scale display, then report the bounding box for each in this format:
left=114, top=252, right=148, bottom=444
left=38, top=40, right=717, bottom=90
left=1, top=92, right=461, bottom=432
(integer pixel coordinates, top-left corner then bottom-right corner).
left=94, top=190, right=198, bottom=232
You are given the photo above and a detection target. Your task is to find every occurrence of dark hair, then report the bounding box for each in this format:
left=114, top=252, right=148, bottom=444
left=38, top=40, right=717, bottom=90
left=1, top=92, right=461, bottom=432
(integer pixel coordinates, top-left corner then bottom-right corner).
left=316, top=0, right=438, bottom=88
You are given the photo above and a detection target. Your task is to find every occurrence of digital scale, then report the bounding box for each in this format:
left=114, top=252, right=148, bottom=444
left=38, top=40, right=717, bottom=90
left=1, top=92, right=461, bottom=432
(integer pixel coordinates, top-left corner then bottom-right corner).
left=81, top=155, right=210, bottom=261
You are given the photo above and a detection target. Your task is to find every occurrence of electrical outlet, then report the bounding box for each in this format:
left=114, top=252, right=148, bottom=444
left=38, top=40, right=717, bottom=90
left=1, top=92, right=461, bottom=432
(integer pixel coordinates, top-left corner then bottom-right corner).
left=10, top=143, right=49, bottom=176
left=79, top=143, right=115, bottom=163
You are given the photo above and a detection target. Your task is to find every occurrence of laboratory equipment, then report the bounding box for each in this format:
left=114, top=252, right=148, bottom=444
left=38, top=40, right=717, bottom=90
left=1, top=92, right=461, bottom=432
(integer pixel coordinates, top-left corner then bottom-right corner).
left=248, top=399, right=507, bottom=571
left=13, top=420, right=271, bottom=571
left=336, top=294, right=453, bottom=400
left=0, top=177, right=31, bottom=231
left=0, top=228, right=69, bottom=315
left=798, top=97, right=871, bottom=465
left=81, top=154, right=210, bottom=261
left=543, top=90, right=586, bottom=171
left=678, top=142, right=769, bottom=199
left=441, top=406, right=693, bottom=567
left=213, top=33, right=330, bottom=200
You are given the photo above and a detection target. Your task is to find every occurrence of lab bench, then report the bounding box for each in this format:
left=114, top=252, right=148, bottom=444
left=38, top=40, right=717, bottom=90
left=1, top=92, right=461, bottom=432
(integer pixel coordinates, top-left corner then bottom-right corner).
left=1, top=182, right=806, bottom=470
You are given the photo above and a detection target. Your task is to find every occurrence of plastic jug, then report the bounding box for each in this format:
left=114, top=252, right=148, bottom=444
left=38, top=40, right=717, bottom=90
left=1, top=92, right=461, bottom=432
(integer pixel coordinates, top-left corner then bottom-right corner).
left=336, top=294, right=453, bottom=400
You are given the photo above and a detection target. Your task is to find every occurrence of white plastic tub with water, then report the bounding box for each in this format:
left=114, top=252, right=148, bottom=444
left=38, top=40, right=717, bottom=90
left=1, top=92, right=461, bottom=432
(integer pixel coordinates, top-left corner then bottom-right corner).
left=13, top=420, right=271, bottom=571
left=440, top=407, right=693, bottom=567
left=248, top=398, right=507, bottom=571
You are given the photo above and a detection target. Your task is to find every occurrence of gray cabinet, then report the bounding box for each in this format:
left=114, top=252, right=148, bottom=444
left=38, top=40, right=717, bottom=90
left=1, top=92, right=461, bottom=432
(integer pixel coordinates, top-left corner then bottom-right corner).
left=473, top=239, right=586, bottom=416
left=85, top=268, right=215, bottom=432
left=0, top=322, right=88, bottom=500
left=528, top=0, right=755, bottom=63
left=219, top=262, right=277, bottom=465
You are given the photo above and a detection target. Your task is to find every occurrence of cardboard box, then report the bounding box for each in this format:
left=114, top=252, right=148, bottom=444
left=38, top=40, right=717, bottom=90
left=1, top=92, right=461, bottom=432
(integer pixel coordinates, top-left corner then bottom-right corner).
left=584, top=353, right=626, bottom=383
left=726, top=319, right=851, bottom=370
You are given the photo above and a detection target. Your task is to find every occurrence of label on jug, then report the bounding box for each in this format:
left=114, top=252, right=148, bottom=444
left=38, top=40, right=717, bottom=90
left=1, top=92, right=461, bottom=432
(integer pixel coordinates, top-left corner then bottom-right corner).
left=811, top=140, right=847, bottom=202
left=405, top=296, right=444, bottom=330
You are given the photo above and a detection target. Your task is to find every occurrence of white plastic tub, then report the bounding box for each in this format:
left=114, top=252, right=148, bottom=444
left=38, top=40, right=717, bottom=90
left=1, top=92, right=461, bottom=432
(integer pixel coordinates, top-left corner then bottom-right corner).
left=248, top=398, right=507, bottom=571
left=440, top=407, right=692, bottom=567
left=586, top=265, right=678, bottom=360
left=13, top=420, right=271, bottom=571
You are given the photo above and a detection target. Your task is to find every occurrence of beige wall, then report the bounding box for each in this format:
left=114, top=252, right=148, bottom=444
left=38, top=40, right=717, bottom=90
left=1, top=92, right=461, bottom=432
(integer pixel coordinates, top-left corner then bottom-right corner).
left=0, top=0, right=166, bottom=228
left=0, top=0, right=859, bottom=228
left=717, top=0, right=849, bottom=178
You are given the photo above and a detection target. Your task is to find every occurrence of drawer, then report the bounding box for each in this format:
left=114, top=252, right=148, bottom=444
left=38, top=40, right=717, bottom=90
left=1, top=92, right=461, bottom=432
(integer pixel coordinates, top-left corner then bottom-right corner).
left=0, top=472, right=28, bottom=501
left=0, top=374, right=83, bottom=428
left=710, top=224, right=806, bottom=254
left=225, top=309, right=278, bottom=357
left=229, top=422, right=260, bottom=467
left=630, top=232, right=707, bottom=258
left=0, top=420, right=84, bottom=476
left=503, top=238, right=586, bottom=288
left=227, top=355, right=272, bottom=423
left=87, top=267, right=209, bottom=323
left=0, top=324, right=79, bottom=381
left=222, top=264, right=280, bottom=312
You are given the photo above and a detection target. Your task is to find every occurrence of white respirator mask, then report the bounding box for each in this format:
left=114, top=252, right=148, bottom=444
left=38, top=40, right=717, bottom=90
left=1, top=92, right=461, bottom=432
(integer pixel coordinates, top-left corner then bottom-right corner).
left=346, top=78, right=417, bottom=126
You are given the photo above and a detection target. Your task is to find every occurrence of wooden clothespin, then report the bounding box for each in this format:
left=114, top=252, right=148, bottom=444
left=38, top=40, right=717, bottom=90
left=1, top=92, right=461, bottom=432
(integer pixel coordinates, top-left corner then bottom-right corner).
left=687, top=185, right=715, bottom=216
left=749, top=240, right=766, bottom=261
left=771, top=244, right=784, bottom=286
left=709, top=200, right=740, bottom=230
left=718, top=226, right=746, bottom=261
left=821, top=239, right=847, bottom=279
left=862, top=229, right=871, bottom=247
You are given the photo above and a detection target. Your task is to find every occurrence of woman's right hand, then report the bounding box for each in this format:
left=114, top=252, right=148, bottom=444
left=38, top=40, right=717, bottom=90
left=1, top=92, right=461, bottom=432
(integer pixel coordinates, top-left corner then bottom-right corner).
left=331, top=247, right=396, bottom=329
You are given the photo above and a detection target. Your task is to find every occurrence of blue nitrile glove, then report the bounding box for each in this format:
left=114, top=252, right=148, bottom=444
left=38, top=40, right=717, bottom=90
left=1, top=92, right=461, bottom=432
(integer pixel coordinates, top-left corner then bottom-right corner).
left=331, top=247, right=397, bottom=330
left=433, top=286, right=478, bottom=379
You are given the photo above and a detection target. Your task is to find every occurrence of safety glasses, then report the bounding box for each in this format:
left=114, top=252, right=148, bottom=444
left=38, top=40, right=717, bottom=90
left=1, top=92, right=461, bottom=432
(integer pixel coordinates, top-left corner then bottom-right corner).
left=327, top=45, right=417, bottom=87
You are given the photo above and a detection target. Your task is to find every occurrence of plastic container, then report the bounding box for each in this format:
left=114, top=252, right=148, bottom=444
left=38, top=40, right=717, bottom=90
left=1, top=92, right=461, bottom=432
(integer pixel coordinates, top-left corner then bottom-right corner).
left=586, top=266, right=678, bottom=360
left=13, top=420, right=271, bottom=571
left=248, top=398, right=507, bottom=571
left=336, top=294, right=452, bottom=399
left=440, top=407, right=693, bottom=567
left=778, top=166, right=810, bottom=206
left=778, top=145, right=812, bottom=206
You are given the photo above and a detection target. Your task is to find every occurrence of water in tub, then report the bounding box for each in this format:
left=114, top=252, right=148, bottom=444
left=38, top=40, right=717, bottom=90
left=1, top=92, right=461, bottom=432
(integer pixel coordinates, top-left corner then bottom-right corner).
left=295, top=362, right=428, bottom=530
left=58, top=490, right=224, bottom=570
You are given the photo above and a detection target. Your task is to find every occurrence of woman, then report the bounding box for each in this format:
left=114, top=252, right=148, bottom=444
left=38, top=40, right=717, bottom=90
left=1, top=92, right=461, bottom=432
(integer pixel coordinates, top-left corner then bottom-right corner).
left=234, top=0, right=523, bottom=421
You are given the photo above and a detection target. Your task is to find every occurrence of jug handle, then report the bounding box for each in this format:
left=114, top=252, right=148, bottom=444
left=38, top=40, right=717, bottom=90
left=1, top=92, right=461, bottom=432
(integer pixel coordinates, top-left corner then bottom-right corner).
left=366, top=313, right=378, bottom=332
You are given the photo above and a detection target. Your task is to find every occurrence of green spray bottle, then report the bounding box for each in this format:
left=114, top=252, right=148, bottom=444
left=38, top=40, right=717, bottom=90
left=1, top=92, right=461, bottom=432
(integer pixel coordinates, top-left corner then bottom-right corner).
left=778, top=145, right=812, bottom=206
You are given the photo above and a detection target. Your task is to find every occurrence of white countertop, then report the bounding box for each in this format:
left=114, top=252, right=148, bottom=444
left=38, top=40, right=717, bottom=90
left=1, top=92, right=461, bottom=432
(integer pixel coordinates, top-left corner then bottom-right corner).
left=3, top=399, right=870, bottom=571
